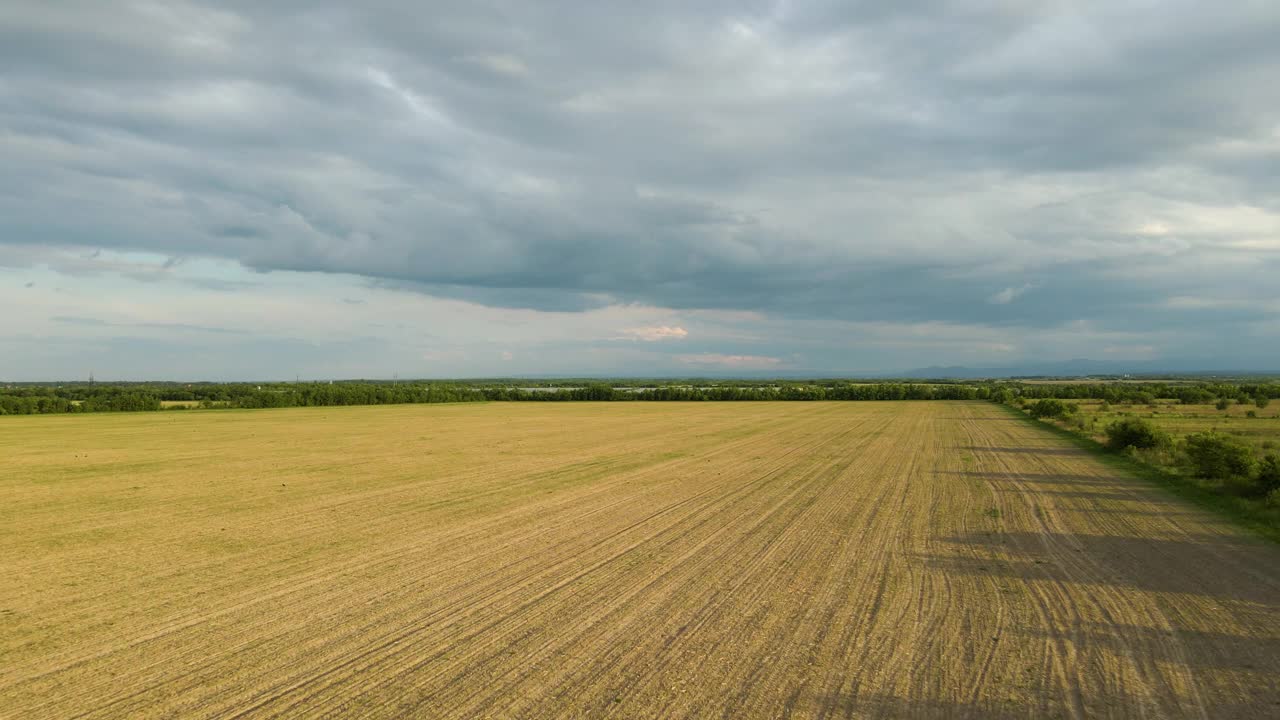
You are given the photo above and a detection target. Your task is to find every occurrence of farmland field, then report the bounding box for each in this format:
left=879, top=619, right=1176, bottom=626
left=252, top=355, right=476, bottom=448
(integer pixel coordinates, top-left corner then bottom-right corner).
left=3, top=402, right=1280, bottom=718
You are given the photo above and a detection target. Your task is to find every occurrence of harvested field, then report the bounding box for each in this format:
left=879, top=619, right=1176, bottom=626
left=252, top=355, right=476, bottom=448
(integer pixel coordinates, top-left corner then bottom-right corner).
left=3, top=402, right=1280, bottom=718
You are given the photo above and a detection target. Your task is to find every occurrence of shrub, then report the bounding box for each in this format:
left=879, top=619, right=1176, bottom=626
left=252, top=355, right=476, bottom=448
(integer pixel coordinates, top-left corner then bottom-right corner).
left=1257, top=396, right=1271, bottom=410
left=1215, top=398, right=1231, bottom=411
left=1104, top=417, right=1170, bottom=452
left=1247, top=410, right=1258, bottom=419
left=1182, top=432, right=1257, bottom=480
left=1099, top=401, right=1111, bottom=412
left=1028, top=399, right=1071, bottom=419
left=1257, top=455, right=1280, bottom=495
left=1267, top=487, right=1280, bottom=509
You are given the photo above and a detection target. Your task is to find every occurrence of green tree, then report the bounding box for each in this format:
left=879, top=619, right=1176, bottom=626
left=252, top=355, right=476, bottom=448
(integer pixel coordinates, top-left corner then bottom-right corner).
left=1183, top=432, right=1257, bottom=479
left=1104, top=418, right=1170, bottom=452
left=1028, top=399, right=1070, bottom=419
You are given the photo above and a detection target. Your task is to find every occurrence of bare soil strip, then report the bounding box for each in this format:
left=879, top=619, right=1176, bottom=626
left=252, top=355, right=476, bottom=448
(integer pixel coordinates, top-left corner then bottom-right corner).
left=2, top=402, right=1278, bottom=718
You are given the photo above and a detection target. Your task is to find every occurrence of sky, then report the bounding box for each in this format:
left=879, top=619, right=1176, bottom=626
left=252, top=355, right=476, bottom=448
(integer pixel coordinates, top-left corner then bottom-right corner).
left=2, top=1, right=1279, bottom=380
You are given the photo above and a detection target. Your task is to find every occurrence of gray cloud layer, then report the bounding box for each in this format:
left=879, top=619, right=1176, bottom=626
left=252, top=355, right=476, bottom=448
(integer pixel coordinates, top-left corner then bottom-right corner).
left=3, top=1, right=1279, bottom=360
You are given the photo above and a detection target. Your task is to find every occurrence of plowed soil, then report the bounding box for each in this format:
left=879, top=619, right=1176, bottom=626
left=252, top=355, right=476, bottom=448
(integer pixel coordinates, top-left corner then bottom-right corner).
left=3, top=402, right=1279, bottom=718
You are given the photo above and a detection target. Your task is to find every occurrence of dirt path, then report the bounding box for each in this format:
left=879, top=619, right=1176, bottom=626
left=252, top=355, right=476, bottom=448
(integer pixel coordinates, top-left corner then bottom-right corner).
left=2, top=402, right=1278, bottom=718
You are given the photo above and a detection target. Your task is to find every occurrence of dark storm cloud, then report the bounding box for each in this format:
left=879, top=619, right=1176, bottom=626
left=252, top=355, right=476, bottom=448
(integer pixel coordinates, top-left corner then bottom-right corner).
left=2, top=1, right=1278, bottom=334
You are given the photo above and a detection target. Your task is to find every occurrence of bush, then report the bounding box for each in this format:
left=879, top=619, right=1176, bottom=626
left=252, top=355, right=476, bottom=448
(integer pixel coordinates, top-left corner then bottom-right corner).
left=1266, top=487, right=1280, bottom=509
left=1257, top=455, right=1280, bottom=495
left=1183, top=432, right=1258, bottom=480
left=1104, top=417, right=1170, bottom=452
left=1215, top=398, right=1231, bottom=411
left=1247, top=410, right=1258, bottom=419
left=1257, top=396, right=1271, bottom=410
left=1028, top=398, right=1071, bottom=419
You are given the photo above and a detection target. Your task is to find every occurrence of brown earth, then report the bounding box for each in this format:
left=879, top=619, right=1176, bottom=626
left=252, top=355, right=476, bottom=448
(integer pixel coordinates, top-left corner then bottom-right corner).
left=2, top=402, right=1279, bottom=718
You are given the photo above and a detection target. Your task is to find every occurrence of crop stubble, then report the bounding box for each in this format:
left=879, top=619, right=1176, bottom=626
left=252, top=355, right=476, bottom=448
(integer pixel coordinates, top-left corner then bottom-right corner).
left=2, top=402, right=1278, bottom=718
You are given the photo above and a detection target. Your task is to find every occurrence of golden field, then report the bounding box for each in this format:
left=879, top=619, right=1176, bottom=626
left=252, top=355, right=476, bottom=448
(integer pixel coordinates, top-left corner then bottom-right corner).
left=3, top=402, right=1279, bottom=718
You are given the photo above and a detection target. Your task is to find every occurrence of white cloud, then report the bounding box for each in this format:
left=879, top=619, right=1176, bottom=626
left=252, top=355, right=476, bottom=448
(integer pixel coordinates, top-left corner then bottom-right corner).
left=461, top=53, right=529, bottom=77
left=423, top=349, right=466, bottom=362
left=618, top=325, right=689, bottom=342
left=676, top=353, right=783, bottom=369
left=1102, top=344, right=1158, bottom=358
left=987, top=283, right=1034, bottom=305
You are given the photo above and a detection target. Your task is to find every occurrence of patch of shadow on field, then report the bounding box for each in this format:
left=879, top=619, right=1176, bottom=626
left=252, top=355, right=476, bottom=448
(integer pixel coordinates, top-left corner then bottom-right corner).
left=942, top=470, right=1199, bottom=507
left=1019, top=624, right=1280, bottom=673
left=1062, top=507, right=1205, bottom=518
left=938, top=470, right=1138, bottom=487
left=956, top=446, right=1090, bottom=457
left=992, top=488, right=1157, bottom=502
left=797, top=692, right=1043, bottom=720
left=928, top=532, right=1280, bottom=606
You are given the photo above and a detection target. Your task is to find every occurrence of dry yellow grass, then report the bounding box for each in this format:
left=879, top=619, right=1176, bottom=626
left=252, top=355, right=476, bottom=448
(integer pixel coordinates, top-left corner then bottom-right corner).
left=3, top=402, right=1279, bottom=718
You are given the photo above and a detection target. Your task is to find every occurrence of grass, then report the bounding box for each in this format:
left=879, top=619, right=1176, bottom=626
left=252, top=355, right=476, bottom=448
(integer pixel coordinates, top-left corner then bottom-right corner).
left=1073, top=400, right=1280, bottom=452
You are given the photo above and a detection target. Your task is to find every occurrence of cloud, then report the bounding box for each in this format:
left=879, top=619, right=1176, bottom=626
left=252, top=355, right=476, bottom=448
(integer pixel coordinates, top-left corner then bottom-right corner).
left=422, top=349, right=466, bottom=362
left=1102, top=344, right=1158, bottom=359
left=618, top=325, right=689, bottom=342
left=2, top=2, right=1279, bottom=376
left=677, top=353, right=784, bottom=369
left=52, top=315, right=107, bottom=326
left=50, top=314, right=244, bottom=335
left=987, top=283, right=1034, bottom=305
left=460, top=53, right=529, bottom=78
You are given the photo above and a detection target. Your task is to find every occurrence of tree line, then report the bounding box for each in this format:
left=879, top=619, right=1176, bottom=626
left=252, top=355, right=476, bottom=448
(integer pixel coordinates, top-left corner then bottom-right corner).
left=0, top=381, right=993, bottom=414
left=2, top=379, right=1277, bottom=415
